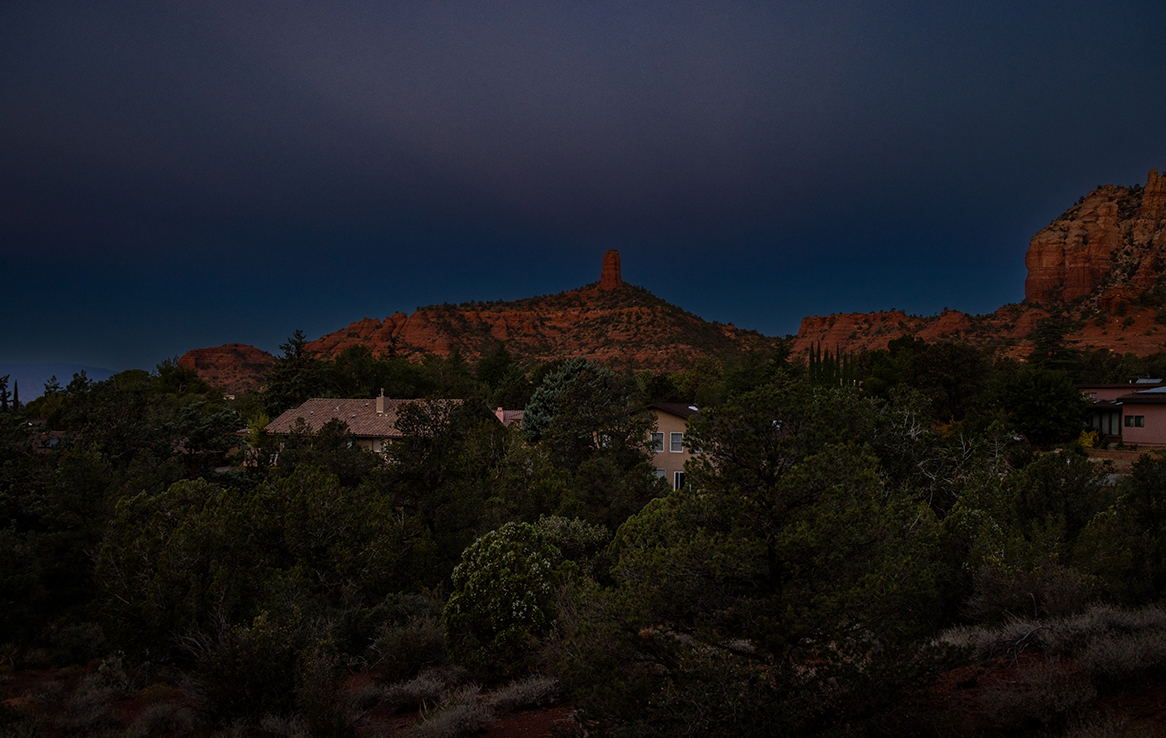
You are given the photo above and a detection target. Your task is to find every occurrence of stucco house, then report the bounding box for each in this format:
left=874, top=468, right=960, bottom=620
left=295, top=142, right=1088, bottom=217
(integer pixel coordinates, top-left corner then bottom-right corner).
left=1081, top=380, right=1166, bottom=446
left=266, top=394, right=463, bottom=454
left=1112, top=386, right=1166, bottom=447
left=647, top=402, right=700, bottom=489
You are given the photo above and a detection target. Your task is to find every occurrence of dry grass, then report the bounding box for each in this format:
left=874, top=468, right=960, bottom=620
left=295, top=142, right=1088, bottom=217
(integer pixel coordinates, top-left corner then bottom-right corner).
left=408, top=685, right=493, bottom=738
left=936, top=605, right=1166, bottom=736
left=484, top=675, right=562, bottom=712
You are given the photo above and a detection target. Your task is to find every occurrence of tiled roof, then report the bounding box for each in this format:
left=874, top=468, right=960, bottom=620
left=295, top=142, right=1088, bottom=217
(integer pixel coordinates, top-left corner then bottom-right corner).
left=647, top=402, right=700, bottom=419
left=266, top=398, right=459, bottom=438
left=495, top=409, right=524, bottom=427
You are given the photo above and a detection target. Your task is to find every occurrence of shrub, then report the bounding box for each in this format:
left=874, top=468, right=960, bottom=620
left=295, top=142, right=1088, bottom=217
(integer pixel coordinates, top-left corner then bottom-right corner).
left=123, top=700, right=196, bottom=738
left=185, top=614, right=302, bottom=725
left=365, top=610, right=447, bottom=683
left=378, top=669, right=452, bottom=713
left=978, top=658, right=1096, bottom=732
left=443, top=523, right=566, bottom=679
left=295, top=640, right=353, bottom=738
left=52, top=670, right=126, bottom=735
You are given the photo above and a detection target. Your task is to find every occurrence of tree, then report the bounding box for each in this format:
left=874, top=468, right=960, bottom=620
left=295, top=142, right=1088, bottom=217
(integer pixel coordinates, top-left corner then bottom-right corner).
left=262, top=330, right=335, bottom=416
left=561, top=381, right=941, bottom=735
left=992, top=363, right=1087, bottom=446
left=523, top=357, right=652, bottom=471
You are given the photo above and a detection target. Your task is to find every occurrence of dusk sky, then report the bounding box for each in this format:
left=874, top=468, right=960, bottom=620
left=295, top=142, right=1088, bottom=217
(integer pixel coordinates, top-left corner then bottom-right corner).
left=3, top=1, right=1164, bottom=372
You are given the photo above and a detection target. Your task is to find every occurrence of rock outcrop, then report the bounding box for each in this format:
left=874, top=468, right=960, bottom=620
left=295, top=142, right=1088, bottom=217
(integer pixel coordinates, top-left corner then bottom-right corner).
left=599, top=249, right=623, bottom=290
left=1025, top=169, right=1166, bottom=305
left=178, top=343, right=275, bottom=394
left=793, top=169, right=1166, bottom=361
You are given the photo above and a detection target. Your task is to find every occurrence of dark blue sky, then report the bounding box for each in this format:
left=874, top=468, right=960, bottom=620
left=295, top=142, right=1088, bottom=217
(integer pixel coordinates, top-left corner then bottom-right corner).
left=3, top=1, right=1163, bottom=371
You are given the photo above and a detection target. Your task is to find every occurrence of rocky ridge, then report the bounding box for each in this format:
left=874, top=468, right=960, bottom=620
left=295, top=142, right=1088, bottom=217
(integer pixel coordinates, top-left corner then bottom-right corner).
left=792, top=169, right=1166, bottom=360
left=180, top=169, right=1166, bottom=392
left=304, top=274, right=779, bottom=372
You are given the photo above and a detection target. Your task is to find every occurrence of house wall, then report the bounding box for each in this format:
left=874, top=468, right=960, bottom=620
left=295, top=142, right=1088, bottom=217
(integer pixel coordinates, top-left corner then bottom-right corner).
left=650, top=410, right=691, bottom=489
left=1117, top=404, right=1166, bottom=446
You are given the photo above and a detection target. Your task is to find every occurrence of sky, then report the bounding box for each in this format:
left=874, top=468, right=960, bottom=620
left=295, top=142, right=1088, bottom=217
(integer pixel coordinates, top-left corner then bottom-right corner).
left=2, top=1, right=1164, bottom=372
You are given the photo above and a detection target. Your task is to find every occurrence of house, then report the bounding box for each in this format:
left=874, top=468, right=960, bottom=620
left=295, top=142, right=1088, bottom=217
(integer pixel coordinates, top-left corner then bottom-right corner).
left=1081, top=380, right=1166, bottom=446
left=494, top=407, right=524, bottom=428
left=647, top=402, right=699, bottom=489
left=266, top=393, right=463, bottom=454
left=1113, top=386, right=1166, bottom=447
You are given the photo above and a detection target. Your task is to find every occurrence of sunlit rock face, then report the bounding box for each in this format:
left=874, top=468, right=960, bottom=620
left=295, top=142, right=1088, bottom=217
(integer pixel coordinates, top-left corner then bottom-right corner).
left=1025, top=169, right=1166, bottom=305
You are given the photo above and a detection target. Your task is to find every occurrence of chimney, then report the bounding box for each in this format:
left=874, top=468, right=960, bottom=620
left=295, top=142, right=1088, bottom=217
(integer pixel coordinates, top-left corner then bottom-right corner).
left=377, top=389, right=385, bottom=414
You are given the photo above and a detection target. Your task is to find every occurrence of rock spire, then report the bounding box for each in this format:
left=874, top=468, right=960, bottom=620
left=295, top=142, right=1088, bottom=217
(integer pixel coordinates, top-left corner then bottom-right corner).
left=600, top=249, right=622, bottom=290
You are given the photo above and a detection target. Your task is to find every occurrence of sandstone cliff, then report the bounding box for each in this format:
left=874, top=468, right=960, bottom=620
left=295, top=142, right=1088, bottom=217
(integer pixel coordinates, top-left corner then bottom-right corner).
left=1026, top=169, right=1166, bottom=306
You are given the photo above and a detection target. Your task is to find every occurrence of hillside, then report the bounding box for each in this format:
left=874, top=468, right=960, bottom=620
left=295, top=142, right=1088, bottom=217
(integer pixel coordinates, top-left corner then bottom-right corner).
left=792, top=168, right=1166, bottom=360
left=303, top=250, right=781, bottom=372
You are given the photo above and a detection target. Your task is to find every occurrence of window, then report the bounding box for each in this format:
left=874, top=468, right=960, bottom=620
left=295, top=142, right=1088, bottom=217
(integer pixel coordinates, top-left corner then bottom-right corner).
left=1125, top=415, right=1146, bottom=428
left=670, top=432, right=684, bottom=453
left=674, top=471, right=686, bottom=489
left=652, top=432, right=664, bottom=453
left=654, top=468, right=666, bottom=479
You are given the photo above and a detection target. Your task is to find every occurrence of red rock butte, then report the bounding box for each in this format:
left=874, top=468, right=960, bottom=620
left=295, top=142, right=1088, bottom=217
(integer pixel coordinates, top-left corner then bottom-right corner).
left=600, top=249, right=622, bottom=290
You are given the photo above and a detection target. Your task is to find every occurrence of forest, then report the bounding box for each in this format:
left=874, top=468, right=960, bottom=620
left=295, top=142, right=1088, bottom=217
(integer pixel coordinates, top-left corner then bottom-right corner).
left=4, top=327, right=1166, bottom=738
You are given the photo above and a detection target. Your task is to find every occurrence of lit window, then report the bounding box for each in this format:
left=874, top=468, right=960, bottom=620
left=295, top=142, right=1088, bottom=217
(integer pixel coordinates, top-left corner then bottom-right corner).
left=652, top=432, right=664, bottom=453
left=670, top=432, right=684, bottom=453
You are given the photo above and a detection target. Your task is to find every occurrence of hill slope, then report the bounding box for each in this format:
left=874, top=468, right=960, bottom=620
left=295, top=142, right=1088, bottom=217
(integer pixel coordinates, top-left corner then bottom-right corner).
left=305, top=275, right=780, bottom=372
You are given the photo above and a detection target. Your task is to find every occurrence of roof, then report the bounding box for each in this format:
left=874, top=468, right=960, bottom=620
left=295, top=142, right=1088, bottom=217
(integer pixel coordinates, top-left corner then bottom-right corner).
left=1079, top=381, right=1166, bottom=390
left=647, top=402, right=700, bottom=419
left=495, top=408, right=524, bottom=427
left=266, top=398, right=459, bottom=438
left=1118, top=386, right=1166, bottom=405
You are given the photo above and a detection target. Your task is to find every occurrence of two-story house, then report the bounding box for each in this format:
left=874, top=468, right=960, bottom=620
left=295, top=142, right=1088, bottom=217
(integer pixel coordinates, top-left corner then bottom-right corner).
left=647, top=402, right=700, bottom=489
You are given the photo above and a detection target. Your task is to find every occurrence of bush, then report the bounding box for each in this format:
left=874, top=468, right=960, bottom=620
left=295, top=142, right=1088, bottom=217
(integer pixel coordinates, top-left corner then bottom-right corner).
left=377, top=668, right=457, bottom=713
left=185, top=614, right=302, bottom=725
left=362, top=595, right=448, bottom=682
left=443, top=523, right=566, bottom=679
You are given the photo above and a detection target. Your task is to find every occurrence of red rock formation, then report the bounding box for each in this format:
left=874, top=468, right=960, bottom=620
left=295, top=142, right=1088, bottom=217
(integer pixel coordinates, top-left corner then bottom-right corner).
left=1025, top=170, right=1166, bottom=305
left=305, top=279, right=779, bottom=373
left=600, top=249, right=622, bottom=290
left=178, top=343, right=275, bottom=394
